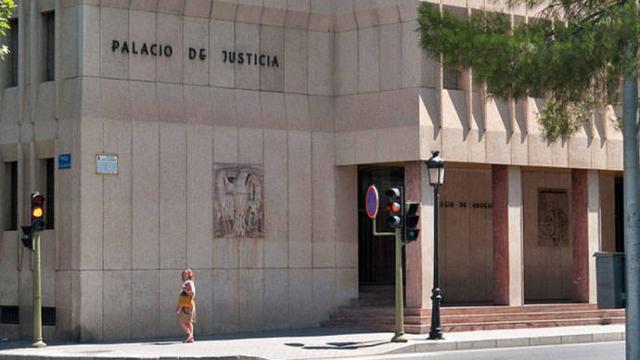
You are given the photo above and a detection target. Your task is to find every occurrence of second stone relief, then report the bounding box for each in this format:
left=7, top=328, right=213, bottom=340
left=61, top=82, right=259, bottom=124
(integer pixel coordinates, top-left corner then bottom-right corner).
left=538, top=189, right=569, bottom=247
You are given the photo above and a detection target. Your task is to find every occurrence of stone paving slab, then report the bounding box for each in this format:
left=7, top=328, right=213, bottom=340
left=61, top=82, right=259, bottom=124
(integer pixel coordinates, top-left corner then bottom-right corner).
left=0, top=324, right=625, bottom=360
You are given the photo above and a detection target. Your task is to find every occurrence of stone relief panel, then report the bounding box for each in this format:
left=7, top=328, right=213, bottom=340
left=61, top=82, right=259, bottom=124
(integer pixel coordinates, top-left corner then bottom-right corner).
left=214, top=164, right=264, bottom=238
left=538, top=189, right=569, bottom=247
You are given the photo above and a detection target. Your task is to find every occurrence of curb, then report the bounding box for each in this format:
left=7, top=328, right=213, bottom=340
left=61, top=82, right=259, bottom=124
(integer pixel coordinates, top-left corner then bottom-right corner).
left=381, top=331, right=625, bottom=356
left=0, top=356, right=267, bottom=360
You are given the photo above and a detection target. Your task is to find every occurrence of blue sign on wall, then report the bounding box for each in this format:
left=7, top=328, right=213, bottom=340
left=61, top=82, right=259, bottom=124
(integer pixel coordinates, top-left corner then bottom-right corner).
left=58, top=153, right=71, bottom=170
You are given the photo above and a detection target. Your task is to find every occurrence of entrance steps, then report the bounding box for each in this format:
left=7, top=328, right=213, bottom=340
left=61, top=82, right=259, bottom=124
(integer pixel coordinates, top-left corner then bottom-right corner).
left=322, top=302, right=625, bottom=333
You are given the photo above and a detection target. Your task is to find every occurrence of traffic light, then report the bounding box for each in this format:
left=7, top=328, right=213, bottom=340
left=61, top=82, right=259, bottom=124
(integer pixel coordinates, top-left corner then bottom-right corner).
left=21, top=225, right=33, bottom=251
left=31, top=192, right=46, bottom=232
left=386, top=187, right=403, bottom=228
left=404, top=202, right=420, bottom=242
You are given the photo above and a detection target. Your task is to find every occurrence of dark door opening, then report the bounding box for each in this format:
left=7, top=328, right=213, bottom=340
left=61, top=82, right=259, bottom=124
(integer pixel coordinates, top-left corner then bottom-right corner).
left=358, top=166, right=404, bottom=287
left=615, top=176, right=624, bottom=252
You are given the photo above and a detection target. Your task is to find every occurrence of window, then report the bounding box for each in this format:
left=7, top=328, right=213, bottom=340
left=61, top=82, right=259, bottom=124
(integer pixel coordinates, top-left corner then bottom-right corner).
left=3, top=161, right=18, bottom=231
left=443, top=65, right=460, bottom=90
left=0, top=306, right=19, bottom=324
left=8, top=19, right=18, bottom=87
left=42, top=307, right=56, bottom=326
left=43, top=11, right=55, bottom=81
left=45, top=158, right=54, bottom=229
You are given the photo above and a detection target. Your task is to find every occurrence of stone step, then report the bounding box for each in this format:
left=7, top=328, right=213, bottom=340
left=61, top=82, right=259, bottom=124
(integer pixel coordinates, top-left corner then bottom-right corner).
left=323, top=304, right=626, bottom=334
left=406, top=309, right=626, bottom=324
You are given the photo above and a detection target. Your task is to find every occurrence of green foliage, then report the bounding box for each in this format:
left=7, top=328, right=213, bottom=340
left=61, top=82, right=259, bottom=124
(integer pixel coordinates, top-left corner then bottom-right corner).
left=417, top=1, right=638, bottom=142
left=0, top=0, right=15, bottom=60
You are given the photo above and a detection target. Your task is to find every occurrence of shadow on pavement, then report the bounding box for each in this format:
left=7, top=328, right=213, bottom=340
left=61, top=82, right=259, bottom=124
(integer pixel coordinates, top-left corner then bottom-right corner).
left=284, top=339, right=388, bottom=350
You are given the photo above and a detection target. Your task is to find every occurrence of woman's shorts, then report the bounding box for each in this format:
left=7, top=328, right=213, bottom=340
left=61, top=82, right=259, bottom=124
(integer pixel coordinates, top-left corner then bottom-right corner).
left=177, top=308, right=193, bottom=323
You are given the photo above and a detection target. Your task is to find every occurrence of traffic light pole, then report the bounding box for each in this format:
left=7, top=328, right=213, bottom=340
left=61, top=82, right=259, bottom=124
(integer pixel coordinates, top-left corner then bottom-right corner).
left=32, top=232, right=46, bottom=348
left=371, top=219, right=406, bottom=342
left=391, top=227, right=407, bottom=343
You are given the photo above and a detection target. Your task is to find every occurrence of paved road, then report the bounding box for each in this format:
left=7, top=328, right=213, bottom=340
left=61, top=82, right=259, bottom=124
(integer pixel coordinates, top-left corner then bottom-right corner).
left=360, top=341, right=625, bottom=360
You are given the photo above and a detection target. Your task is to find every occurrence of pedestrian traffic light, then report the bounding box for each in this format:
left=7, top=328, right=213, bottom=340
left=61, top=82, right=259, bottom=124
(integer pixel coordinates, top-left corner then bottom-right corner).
left=386, top=187, right=403, bottom=228
left=31, top=192, right=46, bottom=232
left=405, top=202, right=420, bottom=242
left=21, top=225, right=33, bottom=251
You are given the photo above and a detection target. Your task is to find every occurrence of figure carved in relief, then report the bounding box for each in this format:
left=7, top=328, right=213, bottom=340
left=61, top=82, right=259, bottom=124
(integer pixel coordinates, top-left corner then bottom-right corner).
left=214, top=165, right=264, bottom=238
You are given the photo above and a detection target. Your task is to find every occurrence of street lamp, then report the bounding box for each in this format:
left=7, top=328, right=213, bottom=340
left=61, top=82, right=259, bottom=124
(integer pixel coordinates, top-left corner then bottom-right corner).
left=426, top=150, right=445, bottom=340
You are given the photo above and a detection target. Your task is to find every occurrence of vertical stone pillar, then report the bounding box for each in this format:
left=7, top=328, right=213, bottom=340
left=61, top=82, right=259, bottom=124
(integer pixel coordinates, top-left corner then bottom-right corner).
left=405, top=162, right=434, bottom=309
left=572, top=169, right=600, bottom=303
left=492, top=166, right=524, bottom=306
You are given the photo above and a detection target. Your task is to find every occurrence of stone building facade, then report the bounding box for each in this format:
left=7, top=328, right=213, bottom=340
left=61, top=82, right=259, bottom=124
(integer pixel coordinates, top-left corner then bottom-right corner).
left=0, top=0, right=621, bottom=341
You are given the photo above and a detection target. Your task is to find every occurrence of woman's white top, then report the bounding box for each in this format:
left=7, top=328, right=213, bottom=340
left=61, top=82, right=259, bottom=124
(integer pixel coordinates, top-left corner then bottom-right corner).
left=180, top=280, right=196, bottom=296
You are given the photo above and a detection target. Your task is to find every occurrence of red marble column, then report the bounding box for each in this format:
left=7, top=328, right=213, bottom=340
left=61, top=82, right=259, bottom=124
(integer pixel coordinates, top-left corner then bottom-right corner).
left=492, top=165, right=509, bottom=305
left=405, top=162, right=426, bottom=309
left=572, top=169, right=589, bottom=303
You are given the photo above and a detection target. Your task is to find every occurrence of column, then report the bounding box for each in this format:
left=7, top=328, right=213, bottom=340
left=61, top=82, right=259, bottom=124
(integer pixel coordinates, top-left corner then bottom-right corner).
left=404, top=161, right=434, bottom=309
left=492, top=165, right=524, bottom=306
left=572, top=169, right=600, bottom=303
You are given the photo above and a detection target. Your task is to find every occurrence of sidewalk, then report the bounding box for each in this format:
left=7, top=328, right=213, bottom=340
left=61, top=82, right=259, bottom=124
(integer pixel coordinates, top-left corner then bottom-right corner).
left=0, top=324, right=625, bottom=360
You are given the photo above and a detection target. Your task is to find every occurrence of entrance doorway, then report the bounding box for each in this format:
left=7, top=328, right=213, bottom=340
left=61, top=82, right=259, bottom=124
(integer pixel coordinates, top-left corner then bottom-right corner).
left=357, top=166, right=404, bottom=289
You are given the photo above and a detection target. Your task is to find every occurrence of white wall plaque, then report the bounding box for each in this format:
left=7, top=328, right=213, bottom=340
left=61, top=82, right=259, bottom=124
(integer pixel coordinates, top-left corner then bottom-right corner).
left=96, top=154, right=118, bottom=175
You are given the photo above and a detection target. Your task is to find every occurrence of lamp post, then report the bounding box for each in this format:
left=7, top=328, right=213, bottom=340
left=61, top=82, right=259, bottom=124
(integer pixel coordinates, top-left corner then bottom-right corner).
left=426, top=151, right=445, bottom=340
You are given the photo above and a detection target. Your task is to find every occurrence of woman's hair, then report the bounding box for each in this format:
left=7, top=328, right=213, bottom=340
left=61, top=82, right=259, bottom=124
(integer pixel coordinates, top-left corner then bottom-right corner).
left=182, top=268, right=195, bottom=281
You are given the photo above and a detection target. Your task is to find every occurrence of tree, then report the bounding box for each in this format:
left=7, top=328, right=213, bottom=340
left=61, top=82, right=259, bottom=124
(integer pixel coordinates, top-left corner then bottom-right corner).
left=418, top=1, right=640, bottom=358
left=0, top=0, right=15, bottom=60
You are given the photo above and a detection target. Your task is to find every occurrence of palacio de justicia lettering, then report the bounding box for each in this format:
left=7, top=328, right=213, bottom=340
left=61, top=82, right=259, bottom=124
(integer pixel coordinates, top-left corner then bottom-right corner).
left=0, top=0, right=626, bottom=341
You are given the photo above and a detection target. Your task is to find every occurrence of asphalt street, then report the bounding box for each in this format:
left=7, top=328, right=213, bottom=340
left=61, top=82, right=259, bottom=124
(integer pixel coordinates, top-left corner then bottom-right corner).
left=360, top=341, right=625, bottom=360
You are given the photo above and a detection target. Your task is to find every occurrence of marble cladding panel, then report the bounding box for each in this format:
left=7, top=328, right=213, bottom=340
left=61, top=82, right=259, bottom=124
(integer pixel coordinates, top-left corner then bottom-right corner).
left=131, top=121, right=160, bottom=269
left=264, top=130, right=288, bottom=268
left=312, top=132, right=336, bottom=268
left=103, top=120, right=132, bottom=270
left=79, top=119, right=104, bottom=270
left=235, top=23, right=261, bottom=89
left=335, top=30, right=358, bottom=95
left=238, top=269, right=264, bottom=331
left=131, top=270, right=160, bottom=339
left=100, top=7, right=129, bottom=79
left=288, top=269, right=313, bottom=327
left=440, top=90, right=468, bottom=163
left=156, top=13, right=184, bottom=83
left=187, top=125, right=214, bottom=268
left=184, top=17, right=210, bottom=85
left=210, top=20, right=236, bottom=87
left=129, top=10, right=157, bottom=81
left=260, top=25, right=285, bottom=92
left=284, top=28, right=308, bottom=93
left=0, top=232, right=19, bottom=304
left=307, top=31, right=333, bottom=96
left=64, top=5, right=83, bottom=78
left=312, top=268, right=336, bottom=322
left=102, top=271, right=132, bottom=340
left=159, top=123, right=187, bottom=269
left=439, top=167, right=493, bottom=303
left=522, top=170, right=574, bottom=300
left=79, top=271, right=103, bottom=341
left=212, top=269, right=240, bottom=333
left=288, top=131, right=312, bottom=268
left=357, top=26, right=379, bottom=93
left=263, top=269, right=289, bottom=328
left=379, top=23, right=402, bottom=91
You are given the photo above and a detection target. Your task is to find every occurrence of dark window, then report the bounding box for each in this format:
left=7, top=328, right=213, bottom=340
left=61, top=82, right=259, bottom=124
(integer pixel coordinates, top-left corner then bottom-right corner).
left=42, top=307, right=56, bottom=326
left=7, top=161, right=18, bottom=231
left=45, top=158, right=54, bottom=229
left=8, top=19, right=18, bottom=87
left=0, top=305, right=19, bottom=324
left=443, top=66, right=460, bottom=90
left=43, top=11, right=55, bottom=81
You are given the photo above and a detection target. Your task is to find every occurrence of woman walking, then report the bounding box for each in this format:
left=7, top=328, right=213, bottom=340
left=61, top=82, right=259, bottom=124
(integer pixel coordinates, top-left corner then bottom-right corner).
left=176, top=268, right=196, bottom=343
